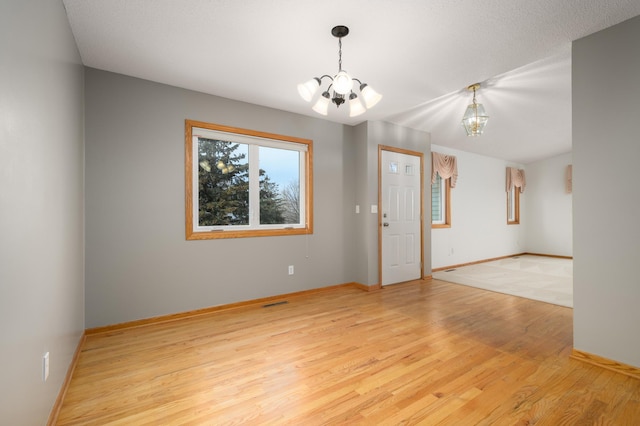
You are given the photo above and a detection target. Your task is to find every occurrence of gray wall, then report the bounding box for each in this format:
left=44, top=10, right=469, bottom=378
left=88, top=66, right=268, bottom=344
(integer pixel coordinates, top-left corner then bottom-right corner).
left=365, top=121, right=432, bottom=281
left=85, top=69, right=360, bottom=328
left=352, top=123, right=372, bottom=285
left=573, top=15, right=640, bottom=367
left=0, top=0, right=85, bottom=423
left=351, top=121, right=431, bottom=285
left=84, top=69, right=432, bottom=328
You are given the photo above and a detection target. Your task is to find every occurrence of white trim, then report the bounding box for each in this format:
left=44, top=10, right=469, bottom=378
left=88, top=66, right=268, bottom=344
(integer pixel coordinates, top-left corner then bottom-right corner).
left=192, top=134, right=307, bottom=233
left=193, top=127, right=308, bottom=152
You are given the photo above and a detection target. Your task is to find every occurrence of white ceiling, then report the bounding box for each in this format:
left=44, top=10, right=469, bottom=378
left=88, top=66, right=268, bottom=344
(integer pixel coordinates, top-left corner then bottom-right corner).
left=63, top=0, right=640, bottom=164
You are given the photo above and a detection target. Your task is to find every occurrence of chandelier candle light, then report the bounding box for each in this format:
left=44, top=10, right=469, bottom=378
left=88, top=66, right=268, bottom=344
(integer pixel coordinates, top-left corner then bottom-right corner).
left=297, top=25, right=382, bottom=117
left=461, top=83, right=489, bottom=136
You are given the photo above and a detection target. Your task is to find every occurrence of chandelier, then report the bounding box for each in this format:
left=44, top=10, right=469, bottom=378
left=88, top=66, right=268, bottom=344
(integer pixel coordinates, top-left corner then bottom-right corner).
left=297, top=25, right=382, bottom=117
left=461, top=83, right=489, bottom=136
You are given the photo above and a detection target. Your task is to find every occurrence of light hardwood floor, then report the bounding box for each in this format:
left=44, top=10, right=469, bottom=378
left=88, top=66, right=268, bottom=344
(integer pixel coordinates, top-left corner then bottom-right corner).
left=56, top=280, right=640, bottom=425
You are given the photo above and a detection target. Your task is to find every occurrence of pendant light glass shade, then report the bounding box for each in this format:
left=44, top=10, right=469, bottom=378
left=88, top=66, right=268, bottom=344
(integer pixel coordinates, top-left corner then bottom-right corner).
left=461, top=84, right=489, bottom=136
left=462, top=103, right=489, bottom=136
left=312, top=92, right=331, bottom=116
left=360, top=84, right=382, bottom=108
left=348, top=94, right=366, bottom=117
left=297, top=78, right=320, bottom=102
left=332, top=70, right=353, bottom=95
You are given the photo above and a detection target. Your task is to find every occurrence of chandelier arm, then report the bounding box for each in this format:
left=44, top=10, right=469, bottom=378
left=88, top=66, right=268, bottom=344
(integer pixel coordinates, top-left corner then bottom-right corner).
left=317, top=75, right=335, bottom=93
left=315, top=75, right=335, bottom=93
left=353, top=78, right=365, bottom=95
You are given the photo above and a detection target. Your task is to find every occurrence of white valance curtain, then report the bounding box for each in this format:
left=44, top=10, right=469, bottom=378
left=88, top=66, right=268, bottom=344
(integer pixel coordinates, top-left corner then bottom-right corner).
left=431, top=152, right=458, bottom=188
left=506, top=167, right=526, bottom=193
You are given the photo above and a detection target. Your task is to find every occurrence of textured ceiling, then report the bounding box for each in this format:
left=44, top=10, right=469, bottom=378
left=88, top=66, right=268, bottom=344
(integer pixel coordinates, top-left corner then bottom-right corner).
left=63, top=0, right=640, bottom=164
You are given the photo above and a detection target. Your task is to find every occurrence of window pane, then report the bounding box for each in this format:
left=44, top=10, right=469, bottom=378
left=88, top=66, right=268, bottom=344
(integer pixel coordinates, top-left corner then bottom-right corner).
left=259, top=146, right=300, bottom=225
left=432, top=173, right=443, bottom=223
left=197, top=138, right=249, bottom=226
left=507, top=186, right=519, bottom=224
left=508, top=187, right=517, bottom=222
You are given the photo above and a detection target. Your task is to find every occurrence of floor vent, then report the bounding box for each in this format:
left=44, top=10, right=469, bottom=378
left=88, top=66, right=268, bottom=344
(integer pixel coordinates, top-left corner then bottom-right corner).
left=445, top=269, right=457, bottom=272
left=263, top=301, right=288, bottom=308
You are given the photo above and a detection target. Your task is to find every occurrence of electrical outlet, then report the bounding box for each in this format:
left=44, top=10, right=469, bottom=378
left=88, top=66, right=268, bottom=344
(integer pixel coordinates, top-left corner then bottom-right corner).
left=288, top=265, right=294, bottom=275
left=43, top=352, right=50, bottom=382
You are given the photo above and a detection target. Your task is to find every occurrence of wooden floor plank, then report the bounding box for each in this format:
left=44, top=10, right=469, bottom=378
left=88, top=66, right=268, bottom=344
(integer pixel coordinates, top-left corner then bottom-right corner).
left=56, top=280, right=640, bottom=424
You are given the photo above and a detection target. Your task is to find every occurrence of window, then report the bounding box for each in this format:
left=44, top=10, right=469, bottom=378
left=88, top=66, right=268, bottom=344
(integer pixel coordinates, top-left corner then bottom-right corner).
left=431, top=172, right=451, bottom=228
left=185, top=120, right=313, bottom=240
left=507, top=186, right=520, bottom=224
left=506, top=166, right=524, bottom=225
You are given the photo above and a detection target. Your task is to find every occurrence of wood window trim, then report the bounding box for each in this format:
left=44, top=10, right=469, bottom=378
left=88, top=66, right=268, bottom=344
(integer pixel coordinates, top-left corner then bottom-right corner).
left=432, top=176, right=451, bottom=229
left=185, top=119, right=313, bottom=240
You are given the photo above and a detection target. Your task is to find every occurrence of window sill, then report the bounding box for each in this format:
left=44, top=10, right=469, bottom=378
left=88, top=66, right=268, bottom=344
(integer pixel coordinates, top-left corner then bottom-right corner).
left=432, top=224, right=451, bottom=229
left=187, top=227, right=312, bottom=240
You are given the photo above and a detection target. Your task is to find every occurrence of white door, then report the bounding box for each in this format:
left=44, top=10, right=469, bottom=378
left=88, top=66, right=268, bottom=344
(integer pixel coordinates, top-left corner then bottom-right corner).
left=381, top=149, right=422, bottom=285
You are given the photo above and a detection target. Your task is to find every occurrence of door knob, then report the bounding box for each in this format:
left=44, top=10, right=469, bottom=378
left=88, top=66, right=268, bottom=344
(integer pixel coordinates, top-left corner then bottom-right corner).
left=383, top=222, right=389, bottom=227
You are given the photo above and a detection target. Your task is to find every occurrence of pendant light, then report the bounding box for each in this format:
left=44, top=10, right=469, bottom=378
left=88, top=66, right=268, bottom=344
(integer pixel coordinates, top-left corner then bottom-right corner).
left=461, top=83, right=489, bottom=136
left=297, top=25, right=382, bottom=117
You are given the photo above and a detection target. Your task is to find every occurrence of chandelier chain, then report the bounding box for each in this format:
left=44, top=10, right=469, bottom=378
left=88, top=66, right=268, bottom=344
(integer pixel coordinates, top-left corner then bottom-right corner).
left=338, top=37, right=343, bottom=72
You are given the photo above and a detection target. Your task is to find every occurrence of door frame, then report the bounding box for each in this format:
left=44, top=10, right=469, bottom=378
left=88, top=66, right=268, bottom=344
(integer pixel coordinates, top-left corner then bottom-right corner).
left=378, top=145, right=425, bottom=287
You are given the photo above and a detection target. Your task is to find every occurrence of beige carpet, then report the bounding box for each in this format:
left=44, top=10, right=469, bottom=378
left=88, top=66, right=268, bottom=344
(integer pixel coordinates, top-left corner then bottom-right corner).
left=433, top=255, right=573, bottom=307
